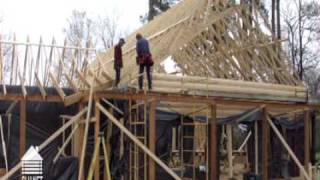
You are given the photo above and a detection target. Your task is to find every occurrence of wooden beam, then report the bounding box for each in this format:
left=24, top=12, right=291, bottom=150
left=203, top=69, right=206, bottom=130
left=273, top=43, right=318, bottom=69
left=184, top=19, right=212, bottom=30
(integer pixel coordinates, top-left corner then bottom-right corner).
left=304, top=110, right=310, bottom=174
left=18, top=72, right=27, bottom=98
left=267, top=115, right=311, bottom=180
left=35, top=73, right=46, bottom=99
left=96, top=103, right=182, bottom=180
left=87, top=137, right=100, bottom=180
left=94, top=91, right=315, bottom=109
left=262, top=107, right=269, bottom=180
left=0, top=116, right=8, bottom=172
left=78, top=80, right=94, bottom=180
left=101, top=136, right=111, bottom=180
left=49, top=72, right=65, bottom=101
left=19, top=100, right=26, bottom=158
left=64, top=92, right=84, bottom=106
left=209, top=104, right=218, bottom=180
left=149, top=100, right=157, bottom=180
left=76, top=70, right=90, bottom=88
left=53, top=124, right=79, bottom=163
left=94, top=98, right=100, bottom=180
left=227, top=124, right=233, bottom=178
left=0, top=108, right=87, bottom=180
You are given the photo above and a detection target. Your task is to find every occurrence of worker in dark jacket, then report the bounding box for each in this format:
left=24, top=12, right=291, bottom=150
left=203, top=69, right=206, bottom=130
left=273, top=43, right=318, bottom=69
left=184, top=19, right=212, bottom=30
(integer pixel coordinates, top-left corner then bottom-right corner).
left=114, top=38, right=125, bottom=87
left=136, top=33, right=153, bottom=90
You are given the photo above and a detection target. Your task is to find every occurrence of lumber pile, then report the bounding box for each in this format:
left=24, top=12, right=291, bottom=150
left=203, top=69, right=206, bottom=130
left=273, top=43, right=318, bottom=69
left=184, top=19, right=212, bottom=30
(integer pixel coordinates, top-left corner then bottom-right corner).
left=132, top=73, right=307, bottom=102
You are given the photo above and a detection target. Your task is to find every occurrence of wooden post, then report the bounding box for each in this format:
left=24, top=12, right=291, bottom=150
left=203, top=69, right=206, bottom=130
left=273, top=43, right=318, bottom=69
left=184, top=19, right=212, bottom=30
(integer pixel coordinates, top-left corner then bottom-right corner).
left=19, top=100, right=26, bottom=158
left=73, top=103, right=85, bottom=157
left=209, top=104, right=218, bottom=180
left=226, top=124, right=233, bottom=178
left=304, top=110, right=310, bottom=175
left=149, top=100, right=157, bottom=180
left=262, top=107, right=269, bottom=180
left=94, top=98, right=101, bottom=180
left=254, top=121, right=258, bottom=174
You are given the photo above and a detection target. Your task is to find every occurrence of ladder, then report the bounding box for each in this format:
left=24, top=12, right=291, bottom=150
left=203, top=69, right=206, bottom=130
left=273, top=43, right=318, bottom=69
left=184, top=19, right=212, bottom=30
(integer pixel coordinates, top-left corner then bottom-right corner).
left=180, top=105, right=209, bottom=180
left=129, top=100, right=148, bottom=180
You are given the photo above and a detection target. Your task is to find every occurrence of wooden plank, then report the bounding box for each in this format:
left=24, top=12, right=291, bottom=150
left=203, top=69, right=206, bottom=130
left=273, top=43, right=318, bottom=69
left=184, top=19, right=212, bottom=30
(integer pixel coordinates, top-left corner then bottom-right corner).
left=76, top=69, right=90, bottom=88
left=78, top=79, right=95, bottom=180
left=35, top=73, right=46, bottom=99
left=96, top=103, right=182, bottom=180
left=94, top=91, right=315, bottom=109
left=53, top=124, right=79, bottom=163
left=87, top=137, right=100, bottom=180
left=262, top=107, right=269, bottom=180
left=209, top=104, right=218, bottom=179
left=0, top=116, right=8, bottom=172
left=267, top=115, right=311, bottom=180
left=227, top=124, right=233, bottom=178
left=0, top=108, right=87, bottom=180
left=19, top=100, right=26, bottom=158
left=18, top=72, right=27, bottom=98
left=94, top=98, right=100, bottom=180
left=49, top=72, right=65, bottom=101
left=149, top=100, right=157, bottom=180
left=304, top=110, right=310, bottom=174
left=101, top=136, right=111, bottom=180
left=64, top=92, right=84, bottom=106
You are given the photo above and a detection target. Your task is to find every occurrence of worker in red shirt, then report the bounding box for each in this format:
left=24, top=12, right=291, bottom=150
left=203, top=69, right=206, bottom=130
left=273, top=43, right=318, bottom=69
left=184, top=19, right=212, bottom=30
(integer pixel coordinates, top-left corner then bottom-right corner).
left=114, top=38, right=125, bottom=87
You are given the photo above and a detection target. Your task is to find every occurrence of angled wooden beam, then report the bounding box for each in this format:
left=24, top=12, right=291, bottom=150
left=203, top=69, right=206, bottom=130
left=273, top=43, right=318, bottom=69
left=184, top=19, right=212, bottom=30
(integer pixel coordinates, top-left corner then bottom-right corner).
left=78, top=79, right=95, bottom=180
left=5, top=100, right=18, bottom=115
left=53, top=123, right=79, bottom=163
left=2, top=80, right=6, bottom=96
left=76, top=69, right=90, bottom=88
left=18, top=72, right=27, bottom=98
left=58, top=39, right=67, bottom=83
left=35, top=73, right=46, bottom=99
left=94, top=98, right=100, bottom=180
left=267, top=115, right=311, bottom=180
left=49, top=72, right=65, bottom=101
left=0, top=116, right=8, bottom=172
left=64, top=92, right=84, bottom=106
left=96, top=102, right=182, bottom=180
left=23, top=36, right=29, bottom=79
left=88, top=68, right=103, bottom=85
left=0, top=107, right=87, bottom=180
left=10, top=34, right=16, bottom=85
left=64, top=73, right=78, bottom=90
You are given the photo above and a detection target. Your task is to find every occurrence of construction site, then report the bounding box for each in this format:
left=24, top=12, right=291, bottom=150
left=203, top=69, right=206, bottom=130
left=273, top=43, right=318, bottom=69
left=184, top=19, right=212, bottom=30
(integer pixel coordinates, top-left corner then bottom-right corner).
left=0, top=0, right=319, bottom=179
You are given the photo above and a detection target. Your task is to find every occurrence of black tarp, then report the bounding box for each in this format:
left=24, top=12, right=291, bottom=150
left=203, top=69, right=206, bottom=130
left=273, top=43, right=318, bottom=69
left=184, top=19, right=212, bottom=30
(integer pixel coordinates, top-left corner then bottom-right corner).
left=0, top=86, right=79, bottom=180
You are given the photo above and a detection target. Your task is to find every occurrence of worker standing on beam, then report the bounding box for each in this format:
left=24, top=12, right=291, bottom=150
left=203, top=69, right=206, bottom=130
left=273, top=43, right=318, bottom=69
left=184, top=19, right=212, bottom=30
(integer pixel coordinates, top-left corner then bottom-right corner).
left=136, top=33, right=154, bottom=90
left=114, top=38, right=125, bottom=88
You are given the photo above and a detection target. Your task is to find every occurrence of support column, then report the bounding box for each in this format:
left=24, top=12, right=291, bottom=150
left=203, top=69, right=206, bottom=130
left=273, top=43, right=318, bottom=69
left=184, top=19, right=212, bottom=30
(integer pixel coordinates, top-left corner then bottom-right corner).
left=74, top=103, right=85, bottom=180
left=262, top=107, right=269, bottom=180
left=209, top=104, right=218, bottom=180
left=94, top=98, right=100, bottom=180
left=227, top=124, right=233, bottom=178
left=148, top=100, right=157, bottom=180
left=304, top=109, right=310, bottom=174
left=19, top=100, right=26, bottom=158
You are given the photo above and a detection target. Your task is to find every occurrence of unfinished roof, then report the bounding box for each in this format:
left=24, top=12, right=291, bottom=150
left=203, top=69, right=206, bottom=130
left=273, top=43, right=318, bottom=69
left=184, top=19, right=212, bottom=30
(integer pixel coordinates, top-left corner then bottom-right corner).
left=89, top=0, right=301, bottom=87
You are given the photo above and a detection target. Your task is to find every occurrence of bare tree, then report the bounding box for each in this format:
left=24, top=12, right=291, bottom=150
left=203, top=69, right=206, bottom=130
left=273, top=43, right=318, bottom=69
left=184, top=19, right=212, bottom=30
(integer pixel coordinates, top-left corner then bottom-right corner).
left=282, top=0, right=320, bottom=97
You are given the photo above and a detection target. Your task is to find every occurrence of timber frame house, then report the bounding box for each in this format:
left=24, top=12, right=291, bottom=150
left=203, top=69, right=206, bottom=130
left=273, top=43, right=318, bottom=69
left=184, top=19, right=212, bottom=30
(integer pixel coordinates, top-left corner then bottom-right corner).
left=0, top=0, right=319, bottom=179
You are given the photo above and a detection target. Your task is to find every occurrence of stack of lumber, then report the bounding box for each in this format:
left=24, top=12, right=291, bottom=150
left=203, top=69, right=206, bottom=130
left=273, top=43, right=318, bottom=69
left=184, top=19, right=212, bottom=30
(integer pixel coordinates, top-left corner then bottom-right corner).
left=133, top=73, right=307, bottom=102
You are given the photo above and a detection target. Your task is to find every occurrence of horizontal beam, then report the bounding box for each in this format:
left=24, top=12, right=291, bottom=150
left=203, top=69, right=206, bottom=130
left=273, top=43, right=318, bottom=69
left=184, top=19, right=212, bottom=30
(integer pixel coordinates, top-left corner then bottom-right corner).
left=94, top=90, right=315, bottom=109
left=0, top=94, right=62, bottom=102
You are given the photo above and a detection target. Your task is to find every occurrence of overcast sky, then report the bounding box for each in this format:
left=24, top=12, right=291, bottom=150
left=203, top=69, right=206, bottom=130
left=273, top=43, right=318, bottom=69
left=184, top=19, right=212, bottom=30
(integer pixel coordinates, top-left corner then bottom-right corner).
left=0, top=0, right=148, bottom=43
